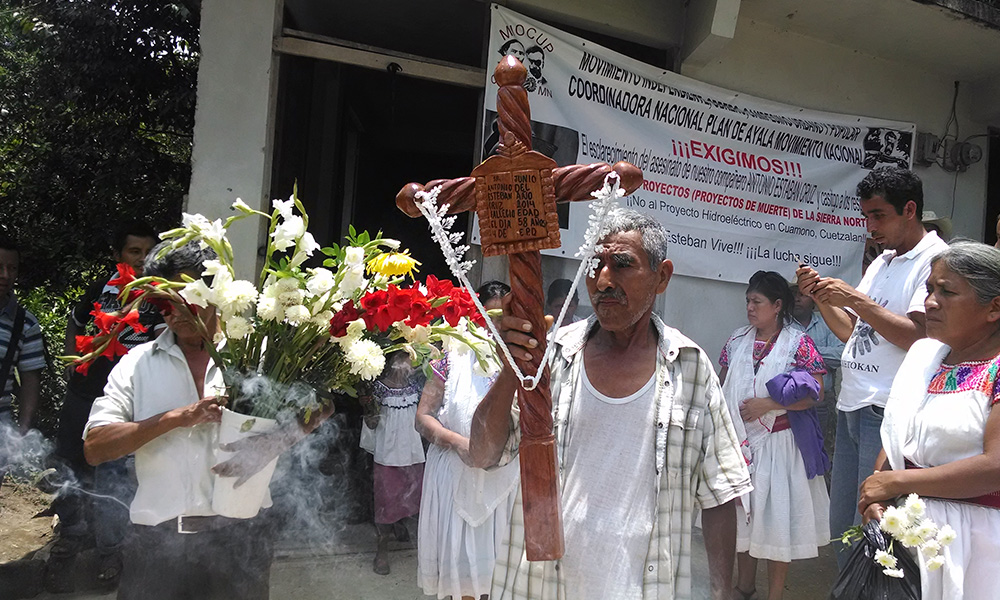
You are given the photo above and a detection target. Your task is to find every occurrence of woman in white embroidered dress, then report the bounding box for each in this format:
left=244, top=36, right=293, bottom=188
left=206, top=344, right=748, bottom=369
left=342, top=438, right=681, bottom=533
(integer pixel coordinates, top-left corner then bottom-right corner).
left=861, top=241, right=1000, bottom=600
left=720, top=270, right=830, bottom=600
left=416, top=281, right=518, bottom=600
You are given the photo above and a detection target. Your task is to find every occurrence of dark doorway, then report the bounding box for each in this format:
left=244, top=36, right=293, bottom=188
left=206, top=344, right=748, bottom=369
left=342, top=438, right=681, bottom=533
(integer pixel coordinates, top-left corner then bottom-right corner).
left=986, top=127, right=1000, bottom=245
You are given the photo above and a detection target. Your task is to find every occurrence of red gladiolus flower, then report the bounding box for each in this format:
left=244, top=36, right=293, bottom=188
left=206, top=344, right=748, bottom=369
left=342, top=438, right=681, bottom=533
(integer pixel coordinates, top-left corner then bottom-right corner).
left=91, top=304, right=118, bottom=335
left=329, top=300, right=360, bottom=338
left=119, top=310, right=148, bottom=334
left=361, top=290, right=394, bottom=332
left=108, top=263, right=136, bottom=291
left=424, top=275, right=454, bottom=298
left=405, top=295, right=433, bottom=327
left=100, top=336, right=129, bottom=361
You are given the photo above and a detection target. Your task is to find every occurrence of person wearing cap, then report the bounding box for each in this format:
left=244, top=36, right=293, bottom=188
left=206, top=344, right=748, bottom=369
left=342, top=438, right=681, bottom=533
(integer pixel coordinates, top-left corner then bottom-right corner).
left=922, top=211, right=953, bottom=241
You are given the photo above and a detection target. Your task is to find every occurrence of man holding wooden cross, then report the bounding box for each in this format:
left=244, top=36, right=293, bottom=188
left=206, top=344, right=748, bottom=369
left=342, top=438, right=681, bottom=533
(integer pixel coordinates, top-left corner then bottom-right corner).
left=468, top=208, right=752, bottom=600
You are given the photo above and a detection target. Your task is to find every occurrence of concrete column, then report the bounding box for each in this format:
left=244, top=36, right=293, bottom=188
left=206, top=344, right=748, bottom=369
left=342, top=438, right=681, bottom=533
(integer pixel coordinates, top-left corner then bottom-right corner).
left=188, top=0, right=283, bottom=280
left=681, top=0, right=741, bottom=72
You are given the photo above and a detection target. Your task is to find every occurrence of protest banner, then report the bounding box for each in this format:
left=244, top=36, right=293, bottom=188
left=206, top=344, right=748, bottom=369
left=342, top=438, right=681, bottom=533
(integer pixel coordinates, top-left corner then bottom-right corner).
left=474, top=4, right=915, bottom=283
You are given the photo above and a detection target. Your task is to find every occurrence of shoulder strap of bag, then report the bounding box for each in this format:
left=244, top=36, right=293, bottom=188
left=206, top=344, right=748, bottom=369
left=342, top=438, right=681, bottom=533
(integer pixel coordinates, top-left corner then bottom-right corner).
left=0, top=306, right=27, bottom=395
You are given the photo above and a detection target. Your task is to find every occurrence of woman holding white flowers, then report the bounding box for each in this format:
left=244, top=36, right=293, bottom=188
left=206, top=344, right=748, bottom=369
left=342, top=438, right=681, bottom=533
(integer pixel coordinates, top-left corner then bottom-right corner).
left=719, top=271, right=830, bottom=600
left=416, top=281, right=516, bottom=600
left=861, top=240, right=1000, bottom=600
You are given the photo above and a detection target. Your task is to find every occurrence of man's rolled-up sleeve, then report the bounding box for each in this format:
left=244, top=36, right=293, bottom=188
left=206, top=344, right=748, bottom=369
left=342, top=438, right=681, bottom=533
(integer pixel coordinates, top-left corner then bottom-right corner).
left=696, top=363, right=752, bottom=509
left=83, top=355, right=136, bottom=438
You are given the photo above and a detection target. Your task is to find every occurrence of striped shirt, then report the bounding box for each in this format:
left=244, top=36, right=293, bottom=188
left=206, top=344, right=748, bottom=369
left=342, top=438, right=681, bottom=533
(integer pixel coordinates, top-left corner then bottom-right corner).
left=0, top=294, right=46, bottom=405
left=490, top=314, right=753, bottom=600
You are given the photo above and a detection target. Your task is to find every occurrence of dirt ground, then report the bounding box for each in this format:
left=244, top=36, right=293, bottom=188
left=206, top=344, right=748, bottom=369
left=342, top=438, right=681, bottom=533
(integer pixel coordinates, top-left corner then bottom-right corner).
left=0, top=478, right=54, bottom=563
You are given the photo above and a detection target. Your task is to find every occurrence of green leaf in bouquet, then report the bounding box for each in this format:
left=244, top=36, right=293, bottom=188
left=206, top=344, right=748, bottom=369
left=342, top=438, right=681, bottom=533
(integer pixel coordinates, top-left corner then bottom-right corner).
left=430, top=297, right=450, bottom=308
left=239, top=417, right=257, bottom=433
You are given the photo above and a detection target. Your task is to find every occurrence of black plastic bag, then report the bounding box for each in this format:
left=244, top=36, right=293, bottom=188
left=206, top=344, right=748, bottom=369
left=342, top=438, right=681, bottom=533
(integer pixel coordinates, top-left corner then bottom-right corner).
left=830, top=520, right=921, bottom=600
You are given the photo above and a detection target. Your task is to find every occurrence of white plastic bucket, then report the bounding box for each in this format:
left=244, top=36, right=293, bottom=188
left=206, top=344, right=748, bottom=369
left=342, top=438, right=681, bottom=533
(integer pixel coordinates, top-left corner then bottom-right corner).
left=211, top=407, right=279, bottom=519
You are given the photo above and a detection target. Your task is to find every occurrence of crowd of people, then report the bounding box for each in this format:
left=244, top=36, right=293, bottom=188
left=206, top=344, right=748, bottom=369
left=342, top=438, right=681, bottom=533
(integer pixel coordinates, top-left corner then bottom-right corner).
left=2, top=164, right=1000, bottom=600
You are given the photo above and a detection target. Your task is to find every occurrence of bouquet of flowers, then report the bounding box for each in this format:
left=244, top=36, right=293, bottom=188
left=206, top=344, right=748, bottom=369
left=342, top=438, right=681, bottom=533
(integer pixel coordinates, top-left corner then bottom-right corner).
left=66, top=191, right=498, bottom=423
left=840, top=493, right=956, bottom=578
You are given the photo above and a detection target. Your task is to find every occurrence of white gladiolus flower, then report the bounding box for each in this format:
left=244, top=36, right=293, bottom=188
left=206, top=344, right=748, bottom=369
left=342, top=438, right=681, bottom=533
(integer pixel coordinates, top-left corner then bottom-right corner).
left=179, top=279, right=215, bottom=308
left=181, top=213, right=226, bottom=247
left=937, top=524, right=957, bottom=546
left=272, top=215, right=306, bottom=251
left=256, top=296, right=283, bottom=322
left=874, top=550, right=897, bottom=569
left=472, top=355, right=501, bottom=378
left=213, top=331, right=225, bottom=344
left=880, top=506, right=909, bottom=538
left=926, top=556, right=946, bottom=571
left=339, top=265, right=367, bottom=297
left=217, top=280, right=257, bottom=316
left=345, top=339, right=386, bottom=380
left=284, top=305, right=311, bottom=326
left=225, top=315, right=253, bottom=339
left=232, top=198, right=254, bottom=213
left=306, top=268, right=336, bottom=296
left=202, top=259, right=229, bottom=279
left=904, top=494, right=926, bottom=519
left=882, top=568, right=905, bottom=579
left=398, top=324, right=431, bottom=345
left=272, top=197, right=295, bottom=219
left=382, top=238, right=401, bottom=250
left=344, top=246, right=365, bottom=267
left=920, top=540, right=941, bottom=557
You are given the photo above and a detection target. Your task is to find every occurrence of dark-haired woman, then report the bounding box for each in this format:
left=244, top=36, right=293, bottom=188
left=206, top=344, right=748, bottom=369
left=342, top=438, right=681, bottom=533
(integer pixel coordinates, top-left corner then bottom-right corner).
left=720, top=271, right=830, bottom=600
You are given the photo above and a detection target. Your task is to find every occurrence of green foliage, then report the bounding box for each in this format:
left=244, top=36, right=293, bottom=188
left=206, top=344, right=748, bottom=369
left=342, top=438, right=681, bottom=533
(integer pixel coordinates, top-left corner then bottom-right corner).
left=0, top=0, right=200, bottom=288
left=0, top=1, right=200, bottom=430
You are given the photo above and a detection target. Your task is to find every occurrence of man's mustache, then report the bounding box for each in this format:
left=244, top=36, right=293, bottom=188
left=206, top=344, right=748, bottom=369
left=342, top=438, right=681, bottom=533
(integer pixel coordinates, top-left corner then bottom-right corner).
left=592, top=290, right=625, bottom=303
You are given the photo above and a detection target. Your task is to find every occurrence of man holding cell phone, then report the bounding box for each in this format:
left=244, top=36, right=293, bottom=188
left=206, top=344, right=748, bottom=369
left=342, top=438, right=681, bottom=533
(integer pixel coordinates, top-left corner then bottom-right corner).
left=795, top=166, right=947, bottom=571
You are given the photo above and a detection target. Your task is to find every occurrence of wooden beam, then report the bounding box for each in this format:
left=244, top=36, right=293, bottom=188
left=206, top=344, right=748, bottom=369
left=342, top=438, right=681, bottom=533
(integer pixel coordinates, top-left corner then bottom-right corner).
left=274, top=31, right=486, bottom=89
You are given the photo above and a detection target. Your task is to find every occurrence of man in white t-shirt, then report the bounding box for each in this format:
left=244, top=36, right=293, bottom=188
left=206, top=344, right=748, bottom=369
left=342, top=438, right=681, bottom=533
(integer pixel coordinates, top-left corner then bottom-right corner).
left=469, top=209, right=752, bottom=600
left=796, top=166, right=947, bottom=569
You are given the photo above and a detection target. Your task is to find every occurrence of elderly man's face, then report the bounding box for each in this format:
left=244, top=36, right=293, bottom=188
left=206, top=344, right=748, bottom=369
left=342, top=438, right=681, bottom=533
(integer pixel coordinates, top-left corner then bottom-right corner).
left=586, top=231, right=671, bottom=332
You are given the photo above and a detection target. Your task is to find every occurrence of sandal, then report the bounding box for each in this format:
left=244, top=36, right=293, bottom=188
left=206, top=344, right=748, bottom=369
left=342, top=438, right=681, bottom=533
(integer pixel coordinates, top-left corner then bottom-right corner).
left=96, top=553, right=122, bottom=589
left=373, top=548, right=390, bottom=576
left=734, top=587, right=757, bottom=600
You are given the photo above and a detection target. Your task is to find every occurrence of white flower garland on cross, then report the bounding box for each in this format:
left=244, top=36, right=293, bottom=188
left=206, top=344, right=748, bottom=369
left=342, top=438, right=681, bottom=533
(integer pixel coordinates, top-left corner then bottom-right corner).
left=414, top=171, right=625, bottom=390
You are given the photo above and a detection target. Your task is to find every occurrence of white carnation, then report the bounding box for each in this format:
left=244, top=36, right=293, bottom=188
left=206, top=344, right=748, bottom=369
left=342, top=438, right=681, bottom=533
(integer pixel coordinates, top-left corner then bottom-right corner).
left=904, top=494, right=926, bottom=519
left=920, top=539, right=941, bottom=558
left=278, top=289, right=305, bottom=307
left=901, top=531, right=924, bottom=549
left=217, top=279, right=258, bottom=316
left=306, top=268, right=336, bottom=296
left=874, top=550, right=897, bottom=569
left=311, top=310, right=334, bottom=328
left=926, top=555, right=946, bottom=571
left=276, top=276, right=301, bottom=293
left=179, top=279, right=215, bottom=308
left=937, top=524, right=957, bottom=546
left=915, top=521, right=938, bottom=542
left=880, top=506, right=909, bottom=538
left=284, top=304, right=311, bottom=326
left=345, top=339, right=386, bottom=380
left=256, top=296, right=283, bottom=322
left=224, top=315, right=253, bottom=339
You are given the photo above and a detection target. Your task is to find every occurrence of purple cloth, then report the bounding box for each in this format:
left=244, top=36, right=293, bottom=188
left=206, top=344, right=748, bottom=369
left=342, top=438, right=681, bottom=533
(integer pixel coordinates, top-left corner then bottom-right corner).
left=765, top=370, right=830, bottom=479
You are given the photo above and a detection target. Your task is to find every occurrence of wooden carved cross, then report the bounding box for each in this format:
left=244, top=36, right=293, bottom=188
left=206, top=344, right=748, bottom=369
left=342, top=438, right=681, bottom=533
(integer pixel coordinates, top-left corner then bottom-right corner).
left=396, top=56, right=642, bottom=561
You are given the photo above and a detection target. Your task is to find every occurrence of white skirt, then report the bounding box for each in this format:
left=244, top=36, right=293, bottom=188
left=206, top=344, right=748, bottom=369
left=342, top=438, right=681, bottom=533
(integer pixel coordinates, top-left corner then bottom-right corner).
left=737, top=429, right=830, bottom=562
left=918, top=498, right=1000, bottom=600
left=418, top=444, right=517, bottom=599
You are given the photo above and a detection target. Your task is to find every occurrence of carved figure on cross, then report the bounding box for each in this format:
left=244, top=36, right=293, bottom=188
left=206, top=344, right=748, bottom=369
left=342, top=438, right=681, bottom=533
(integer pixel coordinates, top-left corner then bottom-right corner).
left=396, top=55, right=643, bottom=561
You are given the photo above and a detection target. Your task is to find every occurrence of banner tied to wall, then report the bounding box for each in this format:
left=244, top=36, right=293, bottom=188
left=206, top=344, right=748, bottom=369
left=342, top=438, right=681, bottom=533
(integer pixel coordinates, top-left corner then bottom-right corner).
left=473, top=4, right=915, bottom=284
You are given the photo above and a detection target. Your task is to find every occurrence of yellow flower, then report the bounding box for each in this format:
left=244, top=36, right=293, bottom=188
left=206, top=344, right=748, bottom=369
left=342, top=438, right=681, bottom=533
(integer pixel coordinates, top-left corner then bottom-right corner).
left=367, top=252, right=420, bottom=278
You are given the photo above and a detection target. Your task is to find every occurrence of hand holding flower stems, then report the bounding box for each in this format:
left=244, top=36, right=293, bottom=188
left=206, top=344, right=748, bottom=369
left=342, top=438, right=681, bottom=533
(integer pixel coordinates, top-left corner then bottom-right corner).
left=840, top=493, right=955, bottom=579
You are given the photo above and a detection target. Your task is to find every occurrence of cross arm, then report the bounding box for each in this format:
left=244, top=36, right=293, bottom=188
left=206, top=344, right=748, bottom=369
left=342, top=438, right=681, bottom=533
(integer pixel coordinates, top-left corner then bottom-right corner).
left=395, top=177, right=477, bottom=218
left=552, top=161, right=643, bottom=203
